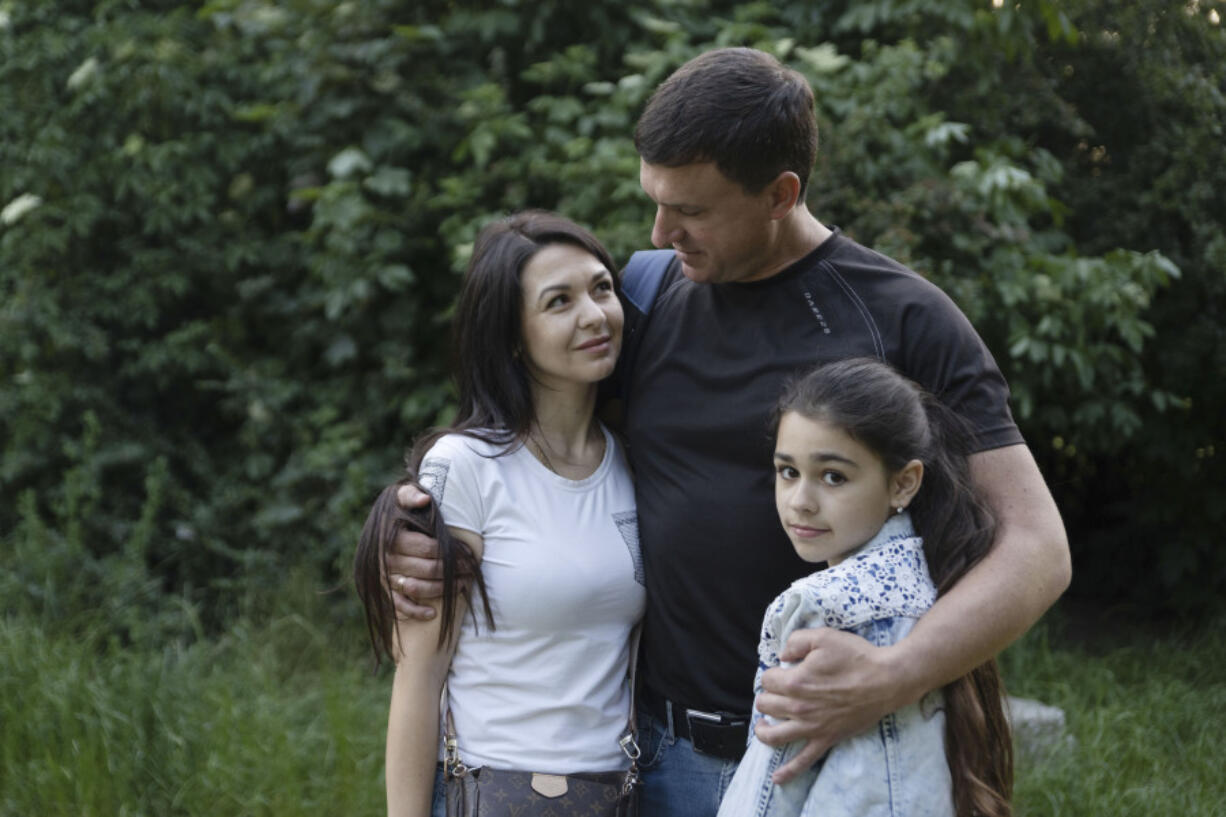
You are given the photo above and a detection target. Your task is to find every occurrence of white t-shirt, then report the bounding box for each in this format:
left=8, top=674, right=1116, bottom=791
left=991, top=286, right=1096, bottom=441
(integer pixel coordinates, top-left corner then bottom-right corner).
left=418, top=425, right=645, bottom=773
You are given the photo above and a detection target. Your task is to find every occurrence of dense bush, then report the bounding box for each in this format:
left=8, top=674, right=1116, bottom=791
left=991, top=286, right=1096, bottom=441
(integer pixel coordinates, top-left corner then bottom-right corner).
left=1, top=0, right=1222, bottom=636
left=1033, top=0, right=1226, bottom=609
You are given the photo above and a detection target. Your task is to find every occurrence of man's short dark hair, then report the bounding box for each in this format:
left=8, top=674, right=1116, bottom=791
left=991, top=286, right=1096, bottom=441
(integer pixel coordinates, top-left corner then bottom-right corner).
left=634, top=47, right=818, bottom=195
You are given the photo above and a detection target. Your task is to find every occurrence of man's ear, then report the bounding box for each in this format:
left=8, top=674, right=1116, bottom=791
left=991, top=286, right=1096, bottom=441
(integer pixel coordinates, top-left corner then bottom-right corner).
left=765, top=171, right=802, bottom=219
left=890, top=459, right=924, bottom=510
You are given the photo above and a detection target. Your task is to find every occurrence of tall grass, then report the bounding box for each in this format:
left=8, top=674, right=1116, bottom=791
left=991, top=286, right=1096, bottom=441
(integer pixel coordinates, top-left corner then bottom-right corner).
left=2, top=601, right=1223, bottom=816
left=0, top=611, right=388, bottom=817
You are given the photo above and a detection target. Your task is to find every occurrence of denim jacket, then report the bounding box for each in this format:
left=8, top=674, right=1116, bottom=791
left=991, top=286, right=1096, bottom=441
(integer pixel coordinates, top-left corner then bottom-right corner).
left=716, top=513, right=954, bottom=817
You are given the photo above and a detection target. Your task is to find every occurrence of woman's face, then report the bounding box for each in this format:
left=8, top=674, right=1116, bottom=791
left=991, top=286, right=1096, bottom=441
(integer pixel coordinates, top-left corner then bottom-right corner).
left=519, top=242, right=623, bottom=392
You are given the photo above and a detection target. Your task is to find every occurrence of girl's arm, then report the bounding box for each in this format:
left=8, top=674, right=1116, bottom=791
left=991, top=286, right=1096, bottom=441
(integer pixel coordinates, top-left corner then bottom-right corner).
left=385, top=526, right=481, bottom=817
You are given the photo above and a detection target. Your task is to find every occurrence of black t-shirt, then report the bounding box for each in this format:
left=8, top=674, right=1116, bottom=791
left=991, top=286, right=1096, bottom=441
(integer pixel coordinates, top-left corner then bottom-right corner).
left=617, top=230, right=1022, bottom=715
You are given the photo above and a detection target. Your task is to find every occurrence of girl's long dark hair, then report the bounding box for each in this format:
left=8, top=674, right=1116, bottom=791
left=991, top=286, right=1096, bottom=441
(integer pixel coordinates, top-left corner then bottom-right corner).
left=353, top=211, right=619, bottom=665
left=775, top=358, right=1013, bottom=817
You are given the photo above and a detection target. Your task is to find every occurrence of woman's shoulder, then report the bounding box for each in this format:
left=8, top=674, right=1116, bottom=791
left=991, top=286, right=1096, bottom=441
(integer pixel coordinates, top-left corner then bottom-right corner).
left=422, top=429, right=516, bottom=463
left=417, top=430, right=519, bottom=499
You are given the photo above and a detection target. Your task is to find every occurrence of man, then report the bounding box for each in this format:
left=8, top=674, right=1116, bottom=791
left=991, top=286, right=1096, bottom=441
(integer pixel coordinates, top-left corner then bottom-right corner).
left=389, top=48, right=1069, bottom=817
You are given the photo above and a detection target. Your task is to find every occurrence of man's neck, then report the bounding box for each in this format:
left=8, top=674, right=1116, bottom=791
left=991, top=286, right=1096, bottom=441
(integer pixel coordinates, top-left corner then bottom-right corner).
left=742, top=206, right=832, bottom=283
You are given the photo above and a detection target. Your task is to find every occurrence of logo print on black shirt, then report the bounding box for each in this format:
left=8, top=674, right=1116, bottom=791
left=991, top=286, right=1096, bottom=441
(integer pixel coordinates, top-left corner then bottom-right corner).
left=802, top=288, right=832, bottom=334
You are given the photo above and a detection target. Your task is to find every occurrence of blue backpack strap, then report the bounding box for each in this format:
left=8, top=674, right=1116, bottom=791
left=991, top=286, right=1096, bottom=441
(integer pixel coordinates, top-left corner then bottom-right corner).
left=621, top=249, right=676, bottom=316
left=606, top=249, right=676, bottom=408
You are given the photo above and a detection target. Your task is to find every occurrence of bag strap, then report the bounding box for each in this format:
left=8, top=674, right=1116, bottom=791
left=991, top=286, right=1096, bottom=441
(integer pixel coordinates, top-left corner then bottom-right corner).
left=616, top=250, right=678, bottom=406
left=617, top=625, right=643, bottom=793
left=441, top=625, right=643, bottom=785
left=620, top=249, right=676, bottom=316
left=441, top=684, right=468, bottom=779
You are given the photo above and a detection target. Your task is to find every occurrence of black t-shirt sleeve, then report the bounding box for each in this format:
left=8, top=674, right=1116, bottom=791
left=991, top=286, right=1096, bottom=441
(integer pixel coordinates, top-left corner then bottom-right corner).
left=892, top=285, right=1023, bottom=453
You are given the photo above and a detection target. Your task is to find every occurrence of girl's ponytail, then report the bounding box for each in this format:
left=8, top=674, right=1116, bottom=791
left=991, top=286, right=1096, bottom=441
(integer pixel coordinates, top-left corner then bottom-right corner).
left=943, top=658, right=1014, bottom=817
left=909, top=394, right=995, bottom=596
left=913, top=396, right=1014, bottom=817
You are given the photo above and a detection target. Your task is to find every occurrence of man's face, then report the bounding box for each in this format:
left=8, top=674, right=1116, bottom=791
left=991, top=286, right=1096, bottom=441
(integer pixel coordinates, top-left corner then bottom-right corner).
left=639, top=160, right=778, bottom=285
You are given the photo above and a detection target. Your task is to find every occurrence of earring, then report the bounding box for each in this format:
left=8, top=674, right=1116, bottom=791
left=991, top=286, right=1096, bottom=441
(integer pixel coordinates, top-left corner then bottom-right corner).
left=894, top=506, right=904, bottom=515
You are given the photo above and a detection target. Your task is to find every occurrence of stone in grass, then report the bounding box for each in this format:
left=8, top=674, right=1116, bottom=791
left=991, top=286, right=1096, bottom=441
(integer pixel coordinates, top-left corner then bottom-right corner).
left=1006, top=695, right=1075, bottom=761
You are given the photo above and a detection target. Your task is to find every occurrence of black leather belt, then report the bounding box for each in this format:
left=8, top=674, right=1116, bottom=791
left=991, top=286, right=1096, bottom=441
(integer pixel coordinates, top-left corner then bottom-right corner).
left=641, top=686, right=749, bottom=761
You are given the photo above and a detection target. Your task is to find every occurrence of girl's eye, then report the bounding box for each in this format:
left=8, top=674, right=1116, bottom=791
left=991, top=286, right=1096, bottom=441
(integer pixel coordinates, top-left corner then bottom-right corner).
left=595, top=279, right=614, bottom=294
left=821, top=470, right=846, bottom=486
left=776, top=465, right=799, bottom=480
left=546, top=294, right=569, bottom=309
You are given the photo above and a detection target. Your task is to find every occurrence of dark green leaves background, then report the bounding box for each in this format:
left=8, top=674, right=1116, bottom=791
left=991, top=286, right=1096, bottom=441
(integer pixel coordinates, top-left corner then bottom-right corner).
left=2, top=0, right=1223, bottom=643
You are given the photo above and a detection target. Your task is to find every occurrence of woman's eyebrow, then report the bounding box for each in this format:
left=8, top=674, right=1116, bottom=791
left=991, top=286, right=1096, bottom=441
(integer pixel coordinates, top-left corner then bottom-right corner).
left=535, top=270, right=609, bottom=303
left=534, top=281, right=573, bottom=303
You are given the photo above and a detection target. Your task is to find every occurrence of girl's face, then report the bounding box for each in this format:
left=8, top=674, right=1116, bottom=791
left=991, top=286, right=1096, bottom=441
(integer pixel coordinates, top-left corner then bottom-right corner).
left=773, top=412, right=922, bottom=565
left=519, top=243, right=623, bottom=392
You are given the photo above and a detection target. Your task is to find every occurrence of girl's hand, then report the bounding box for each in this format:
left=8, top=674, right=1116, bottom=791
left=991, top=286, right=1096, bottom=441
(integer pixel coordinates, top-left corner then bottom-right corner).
left=753, top=628, right=914, bottom=784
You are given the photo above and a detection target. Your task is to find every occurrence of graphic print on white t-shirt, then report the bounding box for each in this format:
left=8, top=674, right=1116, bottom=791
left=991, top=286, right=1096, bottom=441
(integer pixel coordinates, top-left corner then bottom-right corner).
left=613, top=510, right=644, bottom=586
left=418, top=457, right=450, bottom=505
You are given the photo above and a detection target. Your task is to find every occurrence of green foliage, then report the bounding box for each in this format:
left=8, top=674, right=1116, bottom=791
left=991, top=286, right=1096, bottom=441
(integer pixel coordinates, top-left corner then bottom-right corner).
left=0, top=0, right=1222, bottom=633
left=3, top=5, right=1221, bottom=815
left=763, top=0, right=1225, bottom=612
left=1029, top=0, right=1226, bottom=611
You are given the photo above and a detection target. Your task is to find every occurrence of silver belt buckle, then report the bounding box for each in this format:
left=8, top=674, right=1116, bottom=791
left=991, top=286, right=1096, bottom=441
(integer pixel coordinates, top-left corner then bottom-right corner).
left=685, top=707, right=723, bottom=725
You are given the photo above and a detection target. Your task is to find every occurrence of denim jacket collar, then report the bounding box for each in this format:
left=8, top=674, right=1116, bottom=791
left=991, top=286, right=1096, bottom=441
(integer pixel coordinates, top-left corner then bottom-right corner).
left=777, top=511, right=935, bottom=632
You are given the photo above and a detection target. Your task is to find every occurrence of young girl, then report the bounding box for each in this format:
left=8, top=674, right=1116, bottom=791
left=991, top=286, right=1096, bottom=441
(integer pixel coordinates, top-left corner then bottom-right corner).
left=717, top=358, right=1013, bottom=817
left=353, top=211, right=645, bottom=817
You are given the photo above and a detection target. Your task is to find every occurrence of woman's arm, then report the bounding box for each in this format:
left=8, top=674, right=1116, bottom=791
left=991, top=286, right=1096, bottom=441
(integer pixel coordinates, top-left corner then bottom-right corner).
left=385, top=527, right=481, bottom=817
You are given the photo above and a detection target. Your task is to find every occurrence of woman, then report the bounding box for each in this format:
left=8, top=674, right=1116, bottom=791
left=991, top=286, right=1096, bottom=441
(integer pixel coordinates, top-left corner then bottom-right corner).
left=354, top=211, right=645, bottom=817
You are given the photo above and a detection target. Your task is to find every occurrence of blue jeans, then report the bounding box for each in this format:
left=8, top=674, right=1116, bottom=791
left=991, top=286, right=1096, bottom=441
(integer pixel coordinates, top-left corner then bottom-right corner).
left=637, top=704, right=741, bottom=817
left=430, top=763, right=445, bottom=817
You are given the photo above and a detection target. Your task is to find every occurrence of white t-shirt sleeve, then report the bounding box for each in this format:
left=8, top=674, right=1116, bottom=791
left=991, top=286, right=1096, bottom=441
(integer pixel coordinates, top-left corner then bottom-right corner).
left=418, top=434, right=487, bottom=535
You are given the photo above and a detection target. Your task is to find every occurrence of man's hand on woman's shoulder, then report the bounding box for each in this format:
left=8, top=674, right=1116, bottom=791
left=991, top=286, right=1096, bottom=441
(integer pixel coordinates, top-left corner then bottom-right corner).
left=387, top=483, right=445, bottom=620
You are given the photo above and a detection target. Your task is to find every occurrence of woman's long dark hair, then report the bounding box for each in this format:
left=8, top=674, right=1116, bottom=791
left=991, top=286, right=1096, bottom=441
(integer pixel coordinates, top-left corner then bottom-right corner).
left=354, top=211, right=619, bottom=665
left=775, top=358, right=1013, bottom=817
left=353, top=477, right=482, bottom=663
